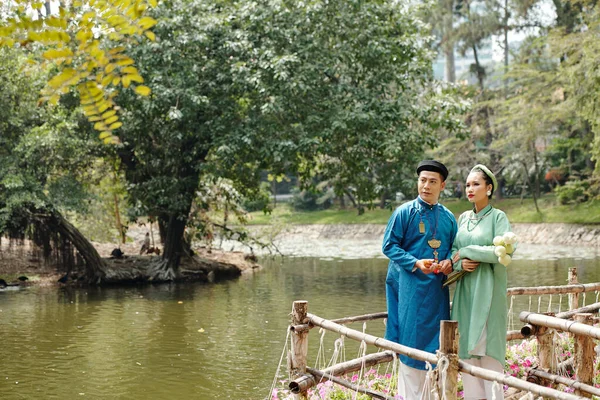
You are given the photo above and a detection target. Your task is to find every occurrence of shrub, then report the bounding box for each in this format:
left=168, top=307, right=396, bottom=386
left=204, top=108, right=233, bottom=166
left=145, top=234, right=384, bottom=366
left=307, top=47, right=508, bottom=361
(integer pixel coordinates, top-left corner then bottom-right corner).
left=290, top=187, right=333, bottom=211
left=554, top=180, right=590, bottom=205
left=243, top=182, right=273, bottom=213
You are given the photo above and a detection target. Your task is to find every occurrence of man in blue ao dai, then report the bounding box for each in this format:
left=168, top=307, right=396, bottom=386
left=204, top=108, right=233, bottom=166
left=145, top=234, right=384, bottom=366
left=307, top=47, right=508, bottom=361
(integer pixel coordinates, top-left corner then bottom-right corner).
left=382, top=160, right=458, bottom=400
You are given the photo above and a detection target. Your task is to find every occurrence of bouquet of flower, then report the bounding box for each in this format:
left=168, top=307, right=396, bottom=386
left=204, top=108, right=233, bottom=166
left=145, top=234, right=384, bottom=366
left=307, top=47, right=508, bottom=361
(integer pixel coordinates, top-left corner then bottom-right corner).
left=443, top=231, right=517, bottom=287
left=493, top=232, right=517, bottom=266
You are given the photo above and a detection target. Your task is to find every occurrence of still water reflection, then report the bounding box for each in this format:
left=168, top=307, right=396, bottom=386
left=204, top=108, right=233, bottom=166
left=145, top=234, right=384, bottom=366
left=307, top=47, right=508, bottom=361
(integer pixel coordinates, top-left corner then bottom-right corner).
left=0, top=245, right=599, bottom=400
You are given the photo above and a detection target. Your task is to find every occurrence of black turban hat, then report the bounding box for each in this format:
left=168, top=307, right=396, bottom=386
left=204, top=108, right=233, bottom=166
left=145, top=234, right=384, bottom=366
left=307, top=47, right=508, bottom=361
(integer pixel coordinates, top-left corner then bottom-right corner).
left=416, top=160, right=449, bottom=181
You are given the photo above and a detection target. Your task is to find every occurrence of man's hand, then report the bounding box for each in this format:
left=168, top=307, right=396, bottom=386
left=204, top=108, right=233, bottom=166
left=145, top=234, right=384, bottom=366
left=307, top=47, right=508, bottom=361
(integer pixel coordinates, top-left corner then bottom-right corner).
left=415, top=259, right=435, bottom=274
left=437, top=259, right=453, bottom=275
left=462, top=259, right=480, bottom=272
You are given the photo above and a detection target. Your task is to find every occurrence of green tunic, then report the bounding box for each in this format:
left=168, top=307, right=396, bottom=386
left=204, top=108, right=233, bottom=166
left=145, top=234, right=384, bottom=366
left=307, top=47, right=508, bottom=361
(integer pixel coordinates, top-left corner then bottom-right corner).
left=450, top=205, right=512, bottom=365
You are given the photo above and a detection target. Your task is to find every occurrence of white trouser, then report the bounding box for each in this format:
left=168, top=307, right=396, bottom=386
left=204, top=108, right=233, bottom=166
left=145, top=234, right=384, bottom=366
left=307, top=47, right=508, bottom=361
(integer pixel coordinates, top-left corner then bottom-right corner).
left=397, top=361, right=434, bottom=400
left=462, top=356, right=504, bottom=400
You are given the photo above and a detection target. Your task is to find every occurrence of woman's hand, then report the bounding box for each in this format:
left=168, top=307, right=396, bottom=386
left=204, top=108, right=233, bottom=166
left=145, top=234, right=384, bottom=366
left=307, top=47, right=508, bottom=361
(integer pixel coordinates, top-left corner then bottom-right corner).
left=452, top=252, right=460, bottom=265
left=462, top=259, right=480, bottom=272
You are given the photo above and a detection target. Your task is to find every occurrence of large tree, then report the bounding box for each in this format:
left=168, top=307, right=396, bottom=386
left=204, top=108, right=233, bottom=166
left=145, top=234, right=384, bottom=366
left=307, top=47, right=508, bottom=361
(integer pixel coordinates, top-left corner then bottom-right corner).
left=112, top=0, right=468, bottom=279
left=0, top=47, right=108, bottom=283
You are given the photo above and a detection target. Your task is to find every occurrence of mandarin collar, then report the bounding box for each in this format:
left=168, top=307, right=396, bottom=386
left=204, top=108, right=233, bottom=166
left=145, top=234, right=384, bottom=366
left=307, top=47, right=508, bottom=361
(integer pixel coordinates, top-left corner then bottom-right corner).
left=417, top=196, right=437, bottom=210
left=473, top=204, right=492, bottom=216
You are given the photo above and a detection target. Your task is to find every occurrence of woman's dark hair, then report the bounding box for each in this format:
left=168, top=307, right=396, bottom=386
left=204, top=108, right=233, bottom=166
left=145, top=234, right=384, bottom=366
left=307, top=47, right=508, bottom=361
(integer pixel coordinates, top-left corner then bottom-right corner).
left=471, top=167, right=494, bottom=198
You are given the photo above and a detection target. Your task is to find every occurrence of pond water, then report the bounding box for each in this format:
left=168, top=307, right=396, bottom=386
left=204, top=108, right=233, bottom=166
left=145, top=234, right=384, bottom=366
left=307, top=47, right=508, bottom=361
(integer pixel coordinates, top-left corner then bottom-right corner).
left=0, top=242, right=599, bottom=399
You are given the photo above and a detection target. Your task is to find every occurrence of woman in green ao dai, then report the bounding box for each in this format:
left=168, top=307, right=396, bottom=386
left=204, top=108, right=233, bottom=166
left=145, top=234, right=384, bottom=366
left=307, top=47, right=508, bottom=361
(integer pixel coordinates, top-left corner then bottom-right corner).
left=450, top=165, right=514, bottom=400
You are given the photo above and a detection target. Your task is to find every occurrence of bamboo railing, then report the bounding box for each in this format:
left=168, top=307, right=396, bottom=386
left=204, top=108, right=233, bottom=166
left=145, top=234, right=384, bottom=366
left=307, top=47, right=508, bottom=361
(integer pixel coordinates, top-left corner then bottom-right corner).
left=287, top=268, right=600, bottom=399
left=288, top=301, right=588, bottom=400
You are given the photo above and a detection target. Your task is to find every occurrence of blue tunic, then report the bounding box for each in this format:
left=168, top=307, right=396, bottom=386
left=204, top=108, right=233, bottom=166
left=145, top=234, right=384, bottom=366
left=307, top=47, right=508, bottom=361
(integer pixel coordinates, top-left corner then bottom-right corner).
left=382, top=197, right=457, bottom=370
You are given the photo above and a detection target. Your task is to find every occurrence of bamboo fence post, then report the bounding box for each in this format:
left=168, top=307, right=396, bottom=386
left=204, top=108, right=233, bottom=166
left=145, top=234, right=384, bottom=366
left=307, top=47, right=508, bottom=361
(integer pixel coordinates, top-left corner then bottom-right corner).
left=535, top=313, right=556, bottom=384
left=290, top=301, right=309, bottom=399
left=573, top=313, right=594, bottom=398
left=569, top=268, right=579, bottom=310
left=438, top=320, right=459, bottom=400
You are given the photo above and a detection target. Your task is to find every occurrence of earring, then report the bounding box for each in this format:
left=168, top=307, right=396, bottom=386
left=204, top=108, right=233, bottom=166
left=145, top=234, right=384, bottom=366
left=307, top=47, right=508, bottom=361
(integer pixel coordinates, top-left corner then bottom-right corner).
left=486, top=191, right=492, bottom=196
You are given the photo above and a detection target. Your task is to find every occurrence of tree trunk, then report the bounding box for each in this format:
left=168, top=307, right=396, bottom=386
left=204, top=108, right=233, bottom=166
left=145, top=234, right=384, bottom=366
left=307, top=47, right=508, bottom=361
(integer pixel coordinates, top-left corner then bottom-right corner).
left=521, top=160, right=541, bottom=213
left=472, top=44, right=485, bottom=91
left=343, top=188, right=358, bottom=208
left=42, top=212, right=108, bottom=283
left=533, top=143, right=541, bottom=199
left=148, top=214, right=188, bottom=281
left=379, top=191, right=387, bottom=209
left=158, top=214, right=168, bottom=244
left=339, top=192, right=346, bottom=209
left=114, top=193, right=126, bottom=244
left=495, top=176, right=504, bottom=200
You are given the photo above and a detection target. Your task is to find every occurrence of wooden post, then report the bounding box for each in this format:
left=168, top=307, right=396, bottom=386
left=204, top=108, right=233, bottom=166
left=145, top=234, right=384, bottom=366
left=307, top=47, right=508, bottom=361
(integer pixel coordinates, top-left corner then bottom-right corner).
left=535, top=312, right=556, bottom=385
left=438, top=320, right=459, bottom=400
left=568, top=268, right=579, bottom=310
left=290, top=301, right=309, bottom=399
left=574, top=313, right=594, bottom=398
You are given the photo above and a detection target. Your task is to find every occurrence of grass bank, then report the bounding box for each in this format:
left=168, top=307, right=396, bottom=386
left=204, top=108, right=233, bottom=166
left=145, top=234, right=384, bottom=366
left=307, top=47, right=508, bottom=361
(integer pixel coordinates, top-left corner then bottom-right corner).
left=248, top=196, right=600, bottom=225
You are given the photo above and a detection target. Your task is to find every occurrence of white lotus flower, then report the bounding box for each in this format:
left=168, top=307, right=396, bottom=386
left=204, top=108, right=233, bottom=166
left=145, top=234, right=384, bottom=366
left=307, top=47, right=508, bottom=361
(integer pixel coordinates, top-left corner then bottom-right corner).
left=503, top=232, right=517, bottom=245
left=493, top=236, right=505, bottom=246
left=504, top=243, right=515, bottom=254
left=498, top=254, right=512, bottom=266
left=494, top=246, right=507, bottom=257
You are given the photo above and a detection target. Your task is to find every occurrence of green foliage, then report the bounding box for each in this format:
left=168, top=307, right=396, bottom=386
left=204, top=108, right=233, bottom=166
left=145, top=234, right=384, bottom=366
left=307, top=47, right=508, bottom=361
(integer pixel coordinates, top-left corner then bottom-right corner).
left=549, top=7, right=600, bottom=176
left=243, top=182, right=273, bottom=213
left=290, top=187, right=333, bottom=212
left=47, top=176, right=90, bottom=213
left=111, top=0, right=467, bottom=241
left=554, top=180, right=591, bottom=205
left=0, top=47, right=106, bottom=242
left=0, top=0, right=157, bottom=142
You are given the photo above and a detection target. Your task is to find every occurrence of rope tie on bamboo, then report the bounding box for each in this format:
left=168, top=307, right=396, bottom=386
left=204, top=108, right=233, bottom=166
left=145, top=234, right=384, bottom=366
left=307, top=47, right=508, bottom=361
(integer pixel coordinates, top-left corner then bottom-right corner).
left=358, top=340, right=367, bottom=359
left=328, top=337, right=344, bottom=368
left=436, top=354, right=450, bottom=400
left=422, top=361, right=438, bottom=400
left=558, top=294, right=563, bottom=313
left=389, top=352, right=398, bottom=397
left=354, top=340, right=368, bottom=398
left=314, top=328, right=327, bottom=369
left=267, top=327, right=291, bottom=399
